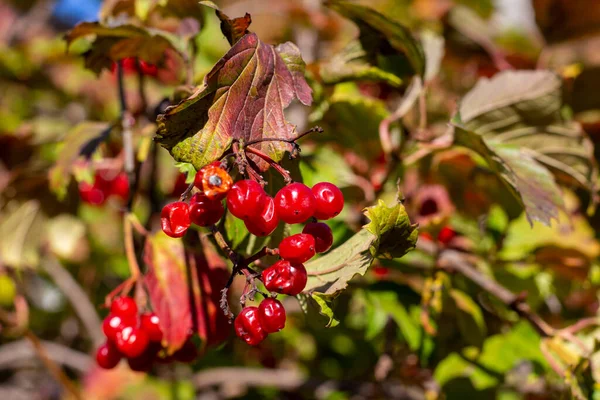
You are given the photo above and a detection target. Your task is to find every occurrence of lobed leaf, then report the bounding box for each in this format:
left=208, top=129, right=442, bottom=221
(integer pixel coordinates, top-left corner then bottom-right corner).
left=155, top=31, right=312, bottom=171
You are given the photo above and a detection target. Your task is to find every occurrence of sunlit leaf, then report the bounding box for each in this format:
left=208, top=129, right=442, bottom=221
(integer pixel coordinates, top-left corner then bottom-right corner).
left=0, top=201, right=45, bottom=270
left=449, top=289, right=487, bottom=348
left=155, top=30, right=312, bottom=171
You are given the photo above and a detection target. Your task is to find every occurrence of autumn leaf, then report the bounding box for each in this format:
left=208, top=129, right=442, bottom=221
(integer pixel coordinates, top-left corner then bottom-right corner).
left=155, top=31, right=313, bottom=171
left=143, top=232, right=230, bottom=353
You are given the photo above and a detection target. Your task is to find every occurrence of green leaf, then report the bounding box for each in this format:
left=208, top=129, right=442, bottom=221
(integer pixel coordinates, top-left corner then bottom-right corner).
left=456, top=70, right=598, bottom=192
left=297, top=292, right=340, bottom=328
left=453, top=124, right=564, bottom=226
left=301, top=201, right=417, bottom=327
left=319, top=40, right=404, bottom=87
left=325, top=0, right=425, bottom=77
left=364, top=199, right=419, bottom=259
left=449, top=289, right=487, bottom=348
left=48, top=122, right=109, bottom=200
left=0, top=201, right=45, bottom=270
left=65, top=22, right=185, bottom=74
left=155, top=32, right=312, bottom=171
left=365, top=290, right=420, bottom=350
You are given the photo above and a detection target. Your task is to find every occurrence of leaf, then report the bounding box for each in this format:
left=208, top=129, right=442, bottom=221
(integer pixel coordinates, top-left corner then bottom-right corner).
left=453, top=125, right=564, bottom=226
left=457, top=70, right=597, bottom=192
left=449, top=289, right=487, bottom=348
left=65, top=22, right=185, bottom=74
left=0, top=201, right=45, bottom=270
left=49, top=122, right=109, bottom=200
left=319, top=40, right=404, bottom=87
left=365, top=290, right=420, bottom=350
left=421, top=31, right=445, bottom=83
left=297, top=292, right=340, bottom=328
left=199, top=2, right=251, bottom=46
left=325, top=0, right=425, bottom=77
left=302, top=201, right=417, bottom=325
left=155, top=31, right=313, bottom=171
left=143, top=232, right=230, bottom=353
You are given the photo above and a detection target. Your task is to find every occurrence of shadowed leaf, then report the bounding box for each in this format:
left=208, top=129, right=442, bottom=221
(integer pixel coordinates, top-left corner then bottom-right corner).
left=155, top=32, right=312, bottom=171
left=450, top=289, right=487, bottom=348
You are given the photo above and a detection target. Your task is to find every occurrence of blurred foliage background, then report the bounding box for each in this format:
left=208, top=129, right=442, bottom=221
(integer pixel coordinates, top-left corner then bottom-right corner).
left=2, top=0, right=600, bottom=399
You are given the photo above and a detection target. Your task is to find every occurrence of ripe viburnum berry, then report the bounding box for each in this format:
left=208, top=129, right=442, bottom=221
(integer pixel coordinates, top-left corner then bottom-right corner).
left=258, top=298, right=286, bottom=333
left=102, top=314, right=132, bottom=343
left=79, top=180, right=107, bottom=205
left=274, top=183, right=316, bottom=224
left=189, top=193, right=224, bottom=226
left=110, top=172, right=130, bottom=202
left=140, top=312, right=163, bottom=342
left=262, top=260, right=308, bottom=296
left=116, top=326, right=149, bottom=358
left=303, top=222, right=333, bottom=253
left=234, top=307, right=267, bottom=346
left=312, top=182, right=344, bottom=220
left=194, top=162, right=233, bottom=200
left=96, top=342, right=122, bottom=369
left=161, top=201, right=191, bottom=238
left=244, top=196, right=279, bottom=237
left=226, top=180, right=268, bottom=220
left=110, top=296, right=138, bottom=320
left=278, top=233, right=316, bottom=263
left=437, top=226, right=456, bottom=245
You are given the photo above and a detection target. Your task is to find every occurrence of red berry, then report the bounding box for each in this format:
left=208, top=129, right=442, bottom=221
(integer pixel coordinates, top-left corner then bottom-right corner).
left=171, top=173, right=188, bottom=197
left=127, top=342, right=160, bottom=372
left=419, top=232, right=434, bottom=242
left=258, top=298, right=286, bottom=333
left=244, top=196, right=279, bottom=237
left=116, top=326, right=150, bottom=358
left=274, top=183, right=316, bottom=224
left=226, top=180, right=268, bottom=220
left=437, top=226, right=456, bottom=245
left=189, top=193, right=224, bottom=226
left=102, top=314, right=134, bottom=342
left=96, top=342, right=122, bottom=369
left=161, top=201, right=191, bottom=238
left=312, top=182, right=344, bottom=220
left=79, top=180, right=107, bottom=205
left=262, top=260, right=307, bottom=296
left=140, top=312, right=163, bottom=342
left=194, top=163, right=233, bottom=200
left=139, top=60, right=158, bottom=76
left=109, top=172, right=130, bottom=201
left=234, top=307, right=267, bottom=346
left=279, top=234, right=316, bottom=263
left=373, top=266, right=390, bottom=279
left=173, top=338, right=198, bottom=363
left=303, top=222, right=333, bottom=253
left=110, top=297, right=138, bottom=320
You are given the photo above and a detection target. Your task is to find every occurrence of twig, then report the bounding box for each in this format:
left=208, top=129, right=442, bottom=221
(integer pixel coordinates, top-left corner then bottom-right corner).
left=0, top=338, right=91, bottom=373
left=437, top=249, right=555, bottom=337
left=245, top=246, right=278, bottom=265
left=244, top=126, right=323, bottom=147
left=194, top=367, right=305, bottom=391
left=117, top=60, right=136, bottom=211
left=44, top=257, right=104, bottom=347
left=24, top=332, right=83, bottom=399
left=244, top=146, right=292, bottom=184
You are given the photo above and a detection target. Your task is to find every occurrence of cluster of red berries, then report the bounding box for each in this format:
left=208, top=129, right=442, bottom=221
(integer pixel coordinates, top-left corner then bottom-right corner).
left=420, top=226, right=456, bottom=246
left=96, top=297, right=196, bottom=371
left=79, top=171, right=129, bottom=206
left=111, top=57, right=158, bottom=76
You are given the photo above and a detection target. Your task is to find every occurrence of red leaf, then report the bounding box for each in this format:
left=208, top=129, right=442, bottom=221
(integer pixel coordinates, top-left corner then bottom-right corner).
left=143, top=232, right=230, bottom=353
left=155, top=32, right=313, bottom=171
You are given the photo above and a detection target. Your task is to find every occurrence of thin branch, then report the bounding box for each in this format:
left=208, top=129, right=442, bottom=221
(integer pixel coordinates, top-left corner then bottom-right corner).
left=44, top=257, right=104, bottom=347
left=24, top=332, right=84, bottom=399
left=245, top=246, right=278, bottom=265
left=0, top=338, right=91, bottom=373
left=117, top=60, right=136, bottom=211
left=194, top=367, right=305, bottom=391
left=437, top=249, right=555, bottom=337
left=244, top=146, right=292, bottom=184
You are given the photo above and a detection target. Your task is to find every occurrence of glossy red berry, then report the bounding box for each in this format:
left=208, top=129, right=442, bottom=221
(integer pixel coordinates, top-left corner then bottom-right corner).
left=140, top=312, right=163, bottom=342
left=189, top=193, right=224, bottom=226
left=194, top=163, right=233, bottom=200
left=262, top=260, right=307, bottom=296
left=279, top=234, right=316, bottom=263
left=110, top=297, right=138, bottom=320
left=226, top=180, right=268, bottom=220
left=102, top=314, right=134, bottom=343
left=116, top=326, right=150, bottom=358
left=161, top=201, right=191, bottom=238
left=274, top=183, right=316, bottom=224
left=127, top=342, right=160, bottom=372
left=312, top=182, right=344, bottom=220
left=96, top=342, right=122, bottom=369
left=110, top=172, right=130, bottom=201
left=258, top=298, right=286, bottom=333
left=303, top=222, right=333, bottom=253
left=79, top=180, right=107, bottom=205
left=173, top=338, right=198, bottom=363
left=437, top=226, right=456, bottom=245
left=244, top=196, right=279, bottom=237
left=234, top=307, right=267, bottom=346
